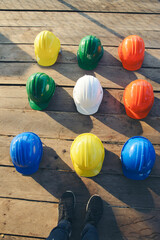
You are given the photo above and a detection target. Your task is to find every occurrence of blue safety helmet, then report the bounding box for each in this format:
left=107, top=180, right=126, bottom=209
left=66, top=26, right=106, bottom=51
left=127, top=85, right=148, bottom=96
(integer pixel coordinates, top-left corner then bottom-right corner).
left=10, top=132, right=43, bottom=175
left=121, top=136, right=155, bottom=180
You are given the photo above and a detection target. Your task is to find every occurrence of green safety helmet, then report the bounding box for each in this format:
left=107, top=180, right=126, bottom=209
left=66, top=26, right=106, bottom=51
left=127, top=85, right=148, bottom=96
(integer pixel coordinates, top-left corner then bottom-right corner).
left=77, top=35, right=104, bottom=70
left=26, top=72, right=56, bottom=111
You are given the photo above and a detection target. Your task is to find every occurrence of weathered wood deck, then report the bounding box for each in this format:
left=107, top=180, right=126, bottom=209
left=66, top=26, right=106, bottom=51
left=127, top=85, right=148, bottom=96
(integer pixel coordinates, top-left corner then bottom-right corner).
left=0, top=1, right=160, bottom=239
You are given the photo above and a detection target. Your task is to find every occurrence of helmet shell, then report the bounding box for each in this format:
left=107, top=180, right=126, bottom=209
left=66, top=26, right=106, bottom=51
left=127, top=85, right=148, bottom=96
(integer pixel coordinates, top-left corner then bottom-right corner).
left=118, top=35, right=145, bottom=71
left=73, top=75, right=103, bottom=115
left=26, top=72, right=56, bottom=111
left=34, top=30, right=61, bottom=66
left=121, top=136, right=155, bottom=180
left=77, top=35, right=104, bottom=70
left=123, top=79, right=154, bottom=119
left=10, top=132, right=43, bottom=175
left=70, top=133, right=105, bottom=177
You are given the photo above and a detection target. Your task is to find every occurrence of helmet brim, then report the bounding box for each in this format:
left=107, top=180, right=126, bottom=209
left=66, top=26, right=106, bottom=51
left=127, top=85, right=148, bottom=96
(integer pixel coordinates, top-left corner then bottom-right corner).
left=14, top=164, right=40, bottom=175
left=75, top=103, right=101, bottom=115
left=73, top=160, right=104, bottom=177
left=28, top=99, right=50, bottom=111
left=122, top=61, right=144, bottom=71
left=77, top=47, right=104, bottom=71
left=74, top=89, right=103, bottom=115
left=122, top=165, right=151, bottom=180
left=124, top=105, right=151, bottom=119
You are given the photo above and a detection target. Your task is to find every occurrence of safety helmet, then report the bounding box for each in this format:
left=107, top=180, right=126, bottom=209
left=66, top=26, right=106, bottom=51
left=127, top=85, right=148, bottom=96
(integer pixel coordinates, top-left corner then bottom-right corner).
left=121, top=136, right=155, bottom=180
left=77, top=35, right=104, bottom=70
left=34, top=30, right=61, bottom=66
left=10, top=132, right=43, bottom=175
left=70, top=133, right=105, bottom=177
left=123, top=79, right=154, bottom=119
left=118, top=35, right=145, bottom=71
left=26, top=72, right=56, bottom=111
left=73, top=75, right=103, bottom=115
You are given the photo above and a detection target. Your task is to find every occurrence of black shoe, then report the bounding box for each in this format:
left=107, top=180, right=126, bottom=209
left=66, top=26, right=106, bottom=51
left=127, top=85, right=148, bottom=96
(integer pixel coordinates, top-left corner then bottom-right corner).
left=58, top=191, right=76, bottom=224
left=84, top=195, right=103, bottom=227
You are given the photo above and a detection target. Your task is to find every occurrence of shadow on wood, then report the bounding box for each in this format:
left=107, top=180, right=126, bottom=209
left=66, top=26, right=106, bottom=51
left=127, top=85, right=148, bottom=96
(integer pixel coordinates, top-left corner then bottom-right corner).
left=0, top=33, right=32, bottom=75
left=98, top=89, right=125, bottom=115
left=92, top=174, right=156, bottom=212
left=31, top=145, right=123, bottom=239
left=45, top=88, right=93, bottom=134
left=94, top=113, right=143, bottom=138
left=95, top=49, right=138, bottom=88
left=57, top=0, right=124, bottom=39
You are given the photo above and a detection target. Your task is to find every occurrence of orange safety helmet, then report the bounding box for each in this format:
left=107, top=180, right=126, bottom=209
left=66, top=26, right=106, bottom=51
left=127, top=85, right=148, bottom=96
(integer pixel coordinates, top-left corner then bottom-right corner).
left=118, top=35, right=145, bottom=71
left=123, top=79, right=154, bottom=119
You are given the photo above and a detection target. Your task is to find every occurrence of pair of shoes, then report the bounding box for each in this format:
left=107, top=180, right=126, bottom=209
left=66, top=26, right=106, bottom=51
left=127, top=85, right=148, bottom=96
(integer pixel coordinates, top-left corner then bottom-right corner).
left=58, top=191, right=103, bottom=227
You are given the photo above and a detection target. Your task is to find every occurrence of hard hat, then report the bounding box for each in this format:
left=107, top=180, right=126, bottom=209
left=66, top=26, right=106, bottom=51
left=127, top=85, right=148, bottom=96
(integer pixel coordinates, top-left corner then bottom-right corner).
left=123, top=79, right=154, bottom=119
left=77, top=35, right=104, bottom=70
left=73, top=75, right=103, bottom=115
left=26, top=72, right=56, bottom=111
left=10, top=132, right=43, bottom=175
left=34, top=30, right=61, bottom=66
left=118, top=35, right=145, bottom=71
left=121, top=136, right=156, bottom=180
left=70, top=133, right=105, bottom=177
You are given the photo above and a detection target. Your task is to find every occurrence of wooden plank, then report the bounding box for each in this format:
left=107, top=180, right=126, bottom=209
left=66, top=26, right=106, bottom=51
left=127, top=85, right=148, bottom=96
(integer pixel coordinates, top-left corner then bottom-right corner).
left=0, top=63, right=160, bottom=90
left=0, top=0, right=160, bottom=13
left=1, top=198, right=160, bottom=239
left=1, top=167, right=160, bottom=209
left=0, top=28, right=159, bottom=49
left=0, top=45, right=160, bottom=68
left=1, top=135, right=160, bottom=175
left=0, top=198, right=57, bottom=239
left=0, top=87, right=160, bottom=118
left=0, top=12, right=159, bottom=30
left=0, top=109, right=160, bottom=144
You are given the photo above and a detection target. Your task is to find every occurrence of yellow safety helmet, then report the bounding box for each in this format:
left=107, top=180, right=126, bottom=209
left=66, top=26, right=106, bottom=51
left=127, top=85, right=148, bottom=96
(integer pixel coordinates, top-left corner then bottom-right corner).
left=70, top=133, right=105, bottom=177
left=34, top=30, right=61, bottom=66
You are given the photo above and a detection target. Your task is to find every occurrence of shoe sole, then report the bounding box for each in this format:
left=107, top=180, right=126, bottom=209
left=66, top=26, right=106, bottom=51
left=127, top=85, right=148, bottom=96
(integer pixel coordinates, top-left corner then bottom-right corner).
left=86, top=194, right=100, bottom=211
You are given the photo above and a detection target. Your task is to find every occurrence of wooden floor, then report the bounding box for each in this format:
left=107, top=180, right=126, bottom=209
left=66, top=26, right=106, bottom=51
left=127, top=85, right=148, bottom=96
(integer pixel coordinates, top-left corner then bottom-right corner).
left=0, top=1, right=160, bottom=239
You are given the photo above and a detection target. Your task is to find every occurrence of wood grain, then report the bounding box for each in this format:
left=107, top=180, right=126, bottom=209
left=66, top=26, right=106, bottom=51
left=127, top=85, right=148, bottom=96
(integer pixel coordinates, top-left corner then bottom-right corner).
left=1, top=198, right=160, bottom=240
left=1, top=166, right=160, bottom=210
left=0, top=12, right=159, bottom=29
left=0, top=109, right=160, bottom=143
left=0, top=27, right=159, bottom=48
left=0, top=0, right=160, bottom=13
left=0, top=63, right=159, bottom=90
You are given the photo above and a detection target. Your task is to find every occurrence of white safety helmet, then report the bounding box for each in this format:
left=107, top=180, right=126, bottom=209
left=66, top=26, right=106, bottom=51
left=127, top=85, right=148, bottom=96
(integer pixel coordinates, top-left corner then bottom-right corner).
left=73, top=75, right=103, bottom=115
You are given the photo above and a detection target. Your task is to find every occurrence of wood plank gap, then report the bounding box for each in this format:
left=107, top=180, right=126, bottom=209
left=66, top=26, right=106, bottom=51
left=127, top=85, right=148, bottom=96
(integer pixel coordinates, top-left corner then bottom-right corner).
left=1, top=164, right=160, bottom=179
left=0, top=196, right=159, bottom=211
left=0, top=133, right=160, bottom=146
left=0, top=233, right=45, bottom=240
left=0, top=9, right=160, bottom=14
left=0, top=84, right=160, bottom=93
left=0, top=43, right=160, bottom=49
left=0, top=196, right=58, bottom=204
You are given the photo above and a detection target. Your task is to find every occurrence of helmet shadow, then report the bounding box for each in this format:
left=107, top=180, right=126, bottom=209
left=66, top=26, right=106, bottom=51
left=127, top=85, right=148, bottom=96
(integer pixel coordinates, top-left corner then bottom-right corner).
left=142, top=96, right=160, bottom=134
left=31, top=144, right=90, bottom=239
left=94, top=90, right=143, bottom=138
left=44, top=87, right=93, bottom=134
left=92, top=172, right=155, bottom=213
left=0, top=33, right=32, bottom=77
left=31, top=143, right=123, bottom=240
